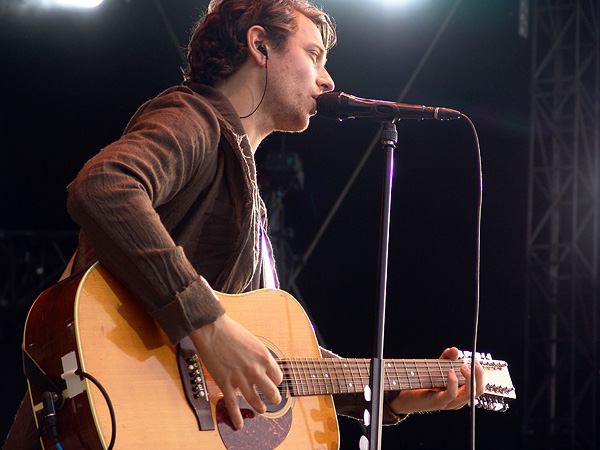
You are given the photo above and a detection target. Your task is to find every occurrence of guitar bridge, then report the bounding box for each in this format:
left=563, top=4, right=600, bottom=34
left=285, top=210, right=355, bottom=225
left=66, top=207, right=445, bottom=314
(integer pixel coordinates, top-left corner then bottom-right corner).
left=177, top=337, right=215, bottom=430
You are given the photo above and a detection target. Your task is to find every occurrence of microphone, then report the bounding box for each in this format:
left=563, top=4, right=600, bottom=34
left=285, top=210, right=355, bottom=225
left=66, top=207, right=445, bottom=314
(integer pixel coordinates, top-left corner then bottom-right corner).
left=316, top=92, right=461, bottom=122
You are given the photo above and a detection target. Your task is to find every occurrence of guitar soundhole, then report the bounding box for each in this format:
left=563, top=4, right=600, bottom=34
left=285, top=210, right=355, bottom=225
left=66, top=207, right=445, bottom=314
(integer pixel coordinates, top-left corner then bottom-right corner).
left=260, top=378, right=289, bottom=413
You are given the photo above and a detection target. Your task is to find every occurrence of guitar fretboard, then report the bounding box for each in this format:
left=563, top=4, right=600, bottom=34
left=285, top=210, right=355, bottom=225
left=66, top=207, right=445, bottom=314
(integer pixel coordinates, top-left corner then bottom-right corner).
left=278, top=358, right=465, bottom=396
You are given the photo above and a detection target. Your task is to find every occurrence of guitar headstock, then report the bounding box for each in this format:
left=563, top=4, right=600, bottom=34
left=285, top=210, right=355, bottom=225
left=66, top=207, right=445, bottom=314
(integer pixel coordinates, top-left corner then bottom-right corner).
left=459, top=350, right=516, bottom=412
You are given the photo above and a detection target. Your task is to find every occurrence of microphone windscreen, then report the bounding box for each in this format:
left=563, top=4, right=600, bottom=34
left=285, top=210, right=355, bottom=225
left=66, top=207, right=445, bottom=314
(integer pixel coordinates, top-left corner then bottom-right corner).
left=316, top=92, right=344, bottom=120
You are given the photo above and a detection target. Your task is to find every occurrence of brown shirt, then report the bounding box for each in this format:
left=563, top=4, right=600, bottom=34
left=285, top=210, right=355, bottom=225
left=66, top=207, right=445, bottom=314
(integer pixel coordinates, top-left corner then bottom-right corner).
left=67, top=83, right=267, bottom=345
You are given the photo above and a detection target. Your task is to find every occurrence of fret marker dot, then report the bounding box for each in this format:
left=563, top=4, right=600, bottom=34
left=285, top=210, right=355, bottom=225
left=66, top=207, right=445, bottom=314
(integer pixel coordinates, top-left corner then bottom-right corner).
left=410, top=371, right=415, bottom=376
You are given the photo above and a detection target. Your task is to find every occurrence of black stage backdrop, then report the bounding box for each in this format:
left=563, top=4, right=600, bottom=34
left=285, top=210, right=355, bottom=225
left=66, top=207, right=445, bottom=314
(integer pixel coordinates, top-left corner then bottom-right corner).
left=1, top=1, right=529, bottom=448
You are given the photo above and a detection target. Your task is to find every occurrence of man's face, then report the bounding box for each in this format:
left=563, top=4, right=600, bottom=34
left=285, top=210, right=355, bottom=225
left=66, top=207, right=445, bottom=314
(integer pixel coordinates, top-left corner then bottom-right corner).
left=263, top=12, right=335, bottom=133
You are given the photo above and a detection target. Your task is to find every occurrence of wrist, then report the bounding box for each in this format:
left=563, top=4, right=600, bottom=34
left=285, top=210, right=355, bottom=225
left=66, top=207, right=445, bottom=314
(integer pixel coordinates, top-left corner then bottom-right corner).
left=189, top=314, right=224, bottom=351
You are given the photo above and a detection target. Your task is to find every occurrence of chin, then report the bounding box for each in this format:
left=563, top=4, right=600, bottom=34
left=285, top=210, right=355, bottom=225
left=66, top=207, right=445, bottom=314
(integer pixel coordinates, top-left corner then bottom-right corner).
left=276, top=115, right=310, bottom=134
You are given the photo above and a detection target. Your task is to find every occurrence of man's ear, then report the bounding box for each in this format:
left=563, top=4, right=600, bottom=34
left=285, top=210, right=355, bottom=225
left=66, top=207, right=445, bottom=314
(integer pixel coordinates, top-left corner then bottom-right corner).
left=246, top=25, right=269, bottom=66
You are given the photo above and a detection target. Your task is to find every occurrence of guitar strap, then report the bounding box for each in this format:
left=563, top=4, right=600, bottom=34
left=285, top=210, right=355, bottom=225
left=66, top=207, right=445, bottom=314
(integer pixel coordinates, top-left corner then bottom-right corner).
left=22, top=345, right=64, bottom=408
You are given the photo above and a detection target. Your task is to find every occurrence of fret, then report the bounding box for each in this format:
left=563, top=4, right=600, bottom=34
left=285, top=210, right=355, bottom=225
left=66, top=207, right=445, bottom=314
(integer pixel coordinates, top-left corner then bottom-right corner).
left=335, top=359, right=345, bottom=393
left=321, top=359, right=334, bottom=394
left=355, top=358, right=364, bottom=394
left=299, top=359, right=311, bottom=395
left=345, top=359, right=353, bottom=393
left=355, top=359, right=361, bottom=390
left=317, top=359, right=327, bottom=394
left=414, top=359, right=423, bottom=388
left=404, top=359, right=414, bottom=389
left=425, top=359, right=434, bottom=389
left=437, top=360, right=445, bottom=389
left=282, top=359, right=293, bottom=396
left=383, top=360, right=391, bottom=391
left=290, top=359, right=302, bottom=396
left=388, top=360, right=399, bottom=391
left=282, top=359, right=291, bottom=395
left=289, top=359, right=297, bottom=395
left=316, top=359, right=324, bottom=394
left=307, top=359, right=318, bottom=395
left=331, top=358, right=344, bottom=394
left=348, top=358, right=358, bottom=393
left=360, top=359, right=369, bottom=393
left=308, top=360, right=316, bottom=395
left=392, top=360, right=402, bottom=390
left=310, top=359, right=318, bottom=395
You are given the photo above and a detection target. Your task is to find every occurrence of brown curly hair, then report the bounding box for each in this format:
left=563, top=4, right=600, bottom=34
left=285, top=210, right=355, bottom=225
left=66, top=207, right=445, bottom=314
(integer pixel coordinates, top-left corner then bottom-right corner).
left=183, top=0, right=336, bottom=86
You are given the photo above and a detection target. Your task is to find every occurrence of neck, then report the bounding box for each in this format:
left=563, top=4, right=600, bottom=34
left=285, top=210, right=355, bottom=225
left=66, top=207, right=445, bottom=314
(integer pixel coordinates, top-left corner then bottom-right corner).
left=215, top=65, right=273, bottom=153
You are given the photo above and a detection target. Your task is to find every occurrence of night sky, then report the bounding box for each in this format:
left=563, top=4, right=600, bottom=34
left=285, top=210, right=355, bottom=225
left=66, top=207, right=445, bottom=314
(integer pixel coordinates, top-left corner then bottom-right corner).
left=1, top=0, right=530, bottom=448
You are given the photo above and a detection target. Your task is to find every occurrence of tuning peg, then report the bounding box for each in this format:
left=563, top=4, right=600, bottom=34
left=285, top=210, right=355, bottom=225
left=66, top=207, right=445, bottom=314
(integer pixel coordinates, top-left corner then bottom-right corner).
left=475, top=396, right=510, bottom=412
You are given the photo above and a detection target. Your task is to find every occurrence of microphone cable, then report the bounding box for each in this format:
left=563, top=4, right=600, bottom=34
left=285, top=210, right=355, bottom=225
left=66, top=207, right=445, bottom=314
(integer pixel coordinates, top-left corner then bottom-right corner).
left=32, top=370, right=117, bottom=450
left=77, top=370, right=117, bottom=450
left=460, top=113, right=482, bottom=450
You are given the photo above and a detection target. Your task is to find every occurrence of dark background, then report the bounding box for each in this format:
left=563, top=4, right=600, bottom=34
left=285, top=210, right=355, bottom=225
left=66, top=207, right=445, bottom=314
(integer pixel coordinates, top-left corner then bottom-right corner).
left=1, top=0, right=530, bottom=448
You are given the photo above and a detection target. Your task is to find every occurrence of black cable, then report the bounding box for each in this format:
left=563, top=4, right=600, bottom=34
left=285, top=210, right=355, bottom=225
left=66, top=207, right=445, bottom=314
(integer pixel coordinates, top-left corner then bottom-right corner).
left=460, top=114, right=482, bottom=450
left=33, top=411, right=44, bottom=450
left=33, top=393, right=64, bottom=450
left=75, top=370, right=117, bottom=450
left=42, top=392, right=59, bottom=440
left=31, top=372, right=116, bottom=450
left=239, top=63, right=268, bottom=119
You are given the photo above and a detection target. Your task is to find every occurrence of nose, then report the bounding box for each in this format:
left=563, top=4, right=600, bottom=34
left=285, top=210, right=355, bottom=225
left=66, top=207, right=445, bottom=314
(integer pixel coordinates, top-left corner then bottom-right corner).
left=318, top=67, right=335, bottom=93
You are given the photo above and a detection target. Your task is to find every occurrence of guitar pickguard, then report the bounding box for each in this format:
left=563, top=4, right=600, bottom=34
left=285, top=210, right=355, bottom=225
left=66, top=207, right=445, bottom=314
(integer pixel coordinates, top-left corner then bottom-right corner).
left=216, top=397, right=293, bottom=450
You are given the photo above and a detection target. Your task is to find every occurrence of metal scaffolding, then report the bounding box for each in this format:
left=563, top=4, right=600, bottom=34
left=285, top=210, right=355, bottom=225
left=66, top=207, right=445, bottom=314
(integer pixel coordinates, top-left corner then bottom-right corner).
left=523, top=1, right=600, bottom=448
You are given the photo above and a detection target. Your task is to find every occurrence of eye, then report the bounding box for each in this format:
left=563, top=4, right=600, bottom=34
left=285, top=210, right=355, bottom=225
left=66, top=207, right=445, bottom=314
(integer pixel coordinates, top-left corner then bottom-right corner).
left=312, top=52, right=321, bottom=64
left=308, top=50, right=319, bottom=62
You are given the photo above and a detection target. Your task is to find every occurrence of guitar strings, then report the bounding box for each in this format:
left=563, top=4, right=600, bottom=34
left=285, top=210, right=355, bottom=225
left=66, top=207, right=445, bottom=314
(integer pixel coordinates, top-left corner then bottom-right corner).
left=275, top=358, right=468, bottom=395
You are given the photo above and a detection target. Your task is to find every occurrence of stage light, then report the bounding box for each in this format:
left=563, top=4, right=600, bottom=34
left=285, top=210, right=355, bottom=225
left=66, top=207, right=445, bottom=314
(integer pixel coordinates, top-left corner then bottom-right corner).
left=378, top=0, right=414, bottom=5
left=367, top=0, right=428, bottom=11
left=56, top=0, right=104, bottom=6
left=35, top=0, right=105, bottom=7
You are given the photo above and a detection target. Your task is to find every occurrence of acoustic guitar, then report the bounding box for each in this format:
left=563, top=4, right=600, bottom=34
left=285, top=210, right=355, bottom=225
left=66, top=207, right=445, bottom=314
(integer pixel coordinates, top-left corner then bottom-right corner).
left=23, top=263, right=515, bottom=449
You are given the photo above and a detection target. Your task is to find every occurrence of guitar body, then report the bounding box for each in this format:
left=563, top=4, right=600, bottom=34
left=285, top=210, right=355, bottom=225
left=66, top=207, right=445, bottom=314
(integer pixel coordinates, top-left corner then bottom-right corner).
left=24, top=263, right=339, bottom=450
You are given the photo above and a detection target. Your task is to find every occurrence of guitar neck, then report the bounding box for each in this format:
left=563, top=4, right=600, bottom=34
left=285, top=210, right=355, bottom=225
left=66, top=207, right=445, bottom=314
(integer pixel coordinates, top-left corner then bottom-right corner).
left=280, top=358, right=465, bottom=396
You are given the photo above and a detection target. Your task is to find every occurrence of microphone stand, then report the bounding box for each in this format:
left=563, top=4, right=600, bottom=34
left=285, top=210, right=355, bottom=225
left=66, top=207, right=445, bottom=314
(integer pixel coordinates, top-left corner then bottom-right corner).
left=364, top=121, right=398, bottom=450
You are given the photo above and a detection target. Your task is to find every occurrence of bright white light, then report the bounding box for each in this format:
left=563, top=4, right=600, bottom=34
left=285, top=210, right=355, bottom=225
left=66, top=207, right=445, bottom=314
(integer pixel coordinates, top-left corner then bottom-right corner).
left=378, top=0, right=413, bottom=5
left=55, top=0, right=104, bottom=7
left=10, top=0, right=104, bottom=10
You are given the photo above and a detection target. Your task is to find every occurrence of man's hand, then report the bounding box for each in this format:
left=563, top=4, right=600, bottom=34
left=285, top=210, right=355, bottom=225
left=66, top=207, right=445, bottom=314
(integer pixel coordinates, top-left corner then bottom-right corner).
left=189, top=314, right=283, bottom=429
left=389, top=347, right=484, bottom=415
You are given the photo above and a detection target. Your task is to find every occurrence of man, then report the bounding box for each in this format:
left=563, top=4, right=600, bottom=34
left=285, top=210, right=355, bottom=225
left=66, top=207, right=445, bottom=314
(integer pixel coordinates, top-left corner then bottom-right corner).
left=4, top=0, right=482, bottom=447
